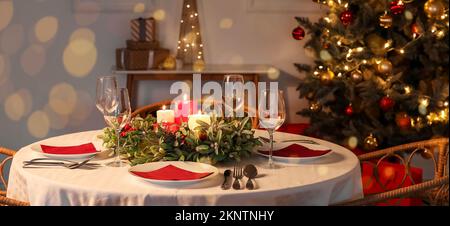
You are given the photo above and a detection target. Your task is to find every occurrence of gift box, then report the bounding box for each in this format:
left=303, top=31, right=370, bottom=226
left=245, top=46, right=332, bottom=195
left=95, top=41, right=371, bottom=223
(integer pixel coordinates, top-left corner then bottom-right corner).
left=121, top=48, right=170, bottom=70
left=130, top=17, right=156, bottom=42
left=116, top=48, right=125, bottom=69
left=126, top=39, right=159, bottom=50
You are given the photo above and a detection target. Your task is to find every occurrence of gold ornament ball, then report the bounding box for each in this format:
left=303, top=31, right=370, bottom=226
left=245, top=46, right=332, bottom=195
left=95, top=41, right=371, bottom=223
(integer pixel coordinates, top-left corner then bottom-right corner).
left=363, top=69, right=374, bottom=80
left=379, top=12, right=393, bottom=28
left=193, top=59, right=205, bottom=72
left=309, top=102, right=322, bottom=112
left=377, top=59, right=393, bottom=74
left=363, top=133, right=379, bottom=151
left=320, top=70, right=335, bottom=84
left=351, top=70, right=363, bottom=83
left=162, top=55, right=177, bottom=70
left=404, top=10, right=414, bottom=20
left=424, top=0, right=446, bottom=19
left=411, top=116, right=426, bottom=130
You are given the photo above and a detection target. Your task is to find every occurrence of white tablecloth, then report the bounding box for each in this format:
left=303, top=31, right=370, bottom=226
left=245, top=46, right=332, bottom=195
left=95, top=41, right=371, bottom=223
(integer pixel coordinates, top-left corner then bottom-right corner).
left=7, top=130, right=363, bottom=206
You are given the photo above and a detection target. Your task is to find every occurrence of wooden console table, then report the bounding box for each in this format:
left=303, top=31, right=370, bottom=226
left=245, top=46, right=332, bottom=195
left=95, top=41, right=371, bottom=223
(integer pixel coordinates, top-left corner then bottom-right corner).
left=112, top=64, right=272, bottom=109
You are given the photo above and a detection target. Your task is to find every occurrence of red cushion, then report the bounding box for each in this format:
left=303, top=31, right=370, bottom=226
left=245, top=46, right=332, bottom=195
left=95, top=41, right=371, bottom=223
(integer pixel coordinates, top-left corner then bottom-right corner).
left=362, top=161, right=423, bottom=206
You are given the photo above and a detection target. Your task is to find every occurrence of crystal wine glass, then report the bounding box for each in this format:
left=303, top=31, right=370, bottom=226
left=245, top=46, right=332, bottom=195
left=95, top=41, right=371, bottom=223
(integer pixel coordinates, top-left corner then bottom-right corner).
left=96, top=76, right=118, bottom=115
left=258, top=89, right=286, bottom=169
left=222, top=74, right=245, bottom=118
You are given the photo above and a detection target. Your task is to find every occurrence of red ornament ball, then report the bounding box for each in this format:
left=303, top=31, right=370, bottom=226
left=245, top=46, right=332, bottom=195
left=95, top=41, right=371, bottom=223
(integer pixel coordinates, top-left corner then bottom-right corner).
left=395, top=112, right=411, bottom=130
left=292, top=26, right=305, bottom=40
left=340, top=10, right=354, bottom=26
left=390, top=0, right=406, bottom=15
left=379, top=96, right=395, bottom=111
left=345, top=105, right=354, bottom=116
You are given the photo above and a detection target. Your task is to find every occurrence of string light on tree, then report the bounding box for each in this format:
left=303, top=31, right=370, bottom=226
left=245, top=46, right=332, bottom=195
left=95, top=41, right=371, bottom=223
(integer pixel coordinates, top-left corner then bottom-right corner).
left=176, top=0, right=204, bottom=65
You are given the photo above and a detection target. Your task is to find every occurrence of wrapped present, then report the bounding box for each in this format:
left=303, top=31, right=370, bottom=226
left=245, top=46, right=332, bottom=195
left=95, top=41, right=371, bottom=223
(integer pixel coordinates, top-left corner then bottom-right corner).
left=122, top=48, right=170, bottom=70
left=130, top=17, right=156, bottom=42
left=126, top=39, right=159, bottom=50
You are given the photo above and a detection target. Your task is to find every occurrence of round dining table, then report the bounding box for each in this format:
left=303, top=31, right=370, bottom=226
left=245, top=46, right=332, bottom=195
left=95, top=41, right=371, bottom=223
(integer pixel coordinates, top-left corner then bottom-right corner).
left=7, top=130, right=363, bottom=206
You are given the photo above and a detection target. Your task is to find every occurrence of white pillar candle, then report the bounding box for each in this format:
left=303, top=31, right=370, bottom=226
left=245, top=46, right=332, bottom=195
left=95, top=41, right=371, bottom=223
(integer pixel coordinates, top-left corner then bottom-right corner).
left=188, top=111, right=211, bottom=130
left=156, top=106, right=175, bottom=123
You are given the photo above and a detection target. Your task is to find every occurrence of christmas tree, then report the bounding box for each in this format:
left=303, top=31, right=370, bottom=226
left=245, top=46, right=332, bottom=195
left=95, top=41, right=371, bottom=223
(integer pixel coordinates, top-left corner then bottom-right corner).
left=295, top=0, right=449, bottom=151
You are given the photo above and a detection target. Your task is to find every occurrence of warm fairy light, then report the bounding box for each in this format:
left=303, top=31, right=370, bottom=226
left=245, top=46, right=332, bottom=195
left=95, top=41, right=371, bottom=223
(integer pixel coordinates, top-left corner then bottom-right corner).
left=191, top=25, right=195, bottom=29
left=200, top=44, right=203, bottom=47
left=344, top=65, right=350, bottom=71
left=186, top=44, right=190, bottom=47
left=198, top=51, right=202, bottom=54
left=180, top=20, right=184, bottom=23
left=355, top=47, right=364, bottom=52
left=190, top=15, right=194, bottom=18
left=177, top=46, right=181, bottom=49
left=444, top=101, right=449, bottom=107
left=324, top=17, right=331, bottom=23
left=419, top=97, right=430, bottom=107
left=314, top=71, right=319, bottom=76
left=362, top=60, right=368, bottom=64
left=404, top=86, right=412, bottom=94
left=197, top=55, right=201, bottom=59
left=186, top=4, right=190, bottom=8
left=184, top=48, right=187, bottom=52
left=337, top=72, right=343, bottom=78
left=318, top=65, right=324, bottom=69
left=399, top=49, right=405, bottom=54
left=337, top=40, right=342, bottom=46
left=194, top=13, right=198, bottom=16
left=133, top=3, right=145, bottom=13
left=384, top=40, right=393, bottom=49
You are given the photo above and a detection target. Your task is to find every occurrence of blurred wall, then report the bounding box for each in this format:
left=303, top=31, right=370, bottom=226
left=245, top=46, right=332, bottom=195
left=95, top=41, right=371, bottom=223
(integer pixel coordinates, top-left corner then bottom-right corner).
left=0, top=0, right=322, bottom=150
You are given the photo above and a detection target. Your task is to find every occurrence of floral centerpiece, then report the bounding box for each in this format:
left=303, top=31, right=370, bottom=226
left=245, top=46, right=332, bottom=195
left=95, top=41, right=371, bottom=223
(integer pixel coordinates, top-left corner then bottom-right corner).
left=99, top=114, right=262, bottom=166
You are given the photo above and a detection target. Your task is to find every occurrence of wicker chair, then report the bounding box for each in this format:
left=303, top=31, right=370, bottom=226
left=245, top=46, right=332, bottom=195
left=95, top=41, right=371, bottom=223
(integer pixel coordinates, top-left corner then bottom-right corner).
left=336, top=138, right=449, bottom=206
left=0, top=147, right=30, bottom=206
left=132, top=100, right=259, bottom=128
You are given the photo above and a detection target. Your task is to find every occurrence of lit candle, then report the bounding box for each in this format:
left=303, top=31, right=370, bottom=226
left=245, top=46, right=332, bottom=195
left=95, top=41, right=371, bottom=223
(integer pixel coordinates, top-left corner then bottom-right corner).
left=188, top=110, right=211, bottom=131
left=156, top=105, right=175, bottom=123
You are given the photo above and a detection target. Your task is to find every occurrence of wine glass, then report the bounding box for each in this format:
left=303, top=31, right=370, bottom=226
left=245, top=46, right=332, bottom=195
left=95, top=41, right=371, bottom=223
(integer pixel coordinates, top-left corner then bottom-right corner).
left=103, top=88, right=131, bottom=167
left=258, top=89, right=286, bottom=169
left=222, top=74, right=245, bottom=118
left=96, top=76, right=118, bottom=115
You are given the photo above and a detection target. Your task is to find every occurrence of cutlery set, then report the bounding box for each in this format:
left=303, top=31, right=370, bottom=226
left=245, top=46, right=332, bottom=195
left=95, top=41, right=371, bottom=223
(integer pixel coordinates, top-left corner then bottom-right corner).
left=259, top=136, right=320, bottom=145
left=222, top=164, right=258, bottom=190
left=23, top=157, right=102, bottom=169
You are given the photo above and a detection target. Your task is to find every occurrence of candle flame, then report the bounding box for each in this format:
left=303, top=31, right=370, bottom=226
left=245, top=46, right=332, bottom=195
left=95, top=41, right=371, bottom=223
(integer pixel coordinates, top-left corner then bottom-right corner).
left=183, top=94, right=188, bottom=101
left=198, top=110, right=202, bottom=114
left=162, top=105, right=166, bottom=110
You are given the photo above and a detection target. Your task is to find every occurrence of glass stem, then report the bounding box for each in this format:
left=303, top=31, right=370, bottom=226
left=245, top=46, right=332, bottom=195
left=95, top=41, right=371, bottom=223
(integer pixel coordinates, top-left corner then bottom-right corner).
left=268, top=128, right=274, bottom=167
left=115, top=128, right=121, bottom=166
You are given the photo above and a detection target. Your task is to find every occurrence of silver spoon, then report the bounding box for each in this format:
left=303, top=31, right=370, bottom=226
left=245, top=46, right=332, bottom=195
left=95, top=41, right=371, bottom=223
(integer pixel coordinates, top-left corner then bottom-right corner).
left=221, top=169, right=232, bottom=190
left=243, top=164, right=258, bottom=190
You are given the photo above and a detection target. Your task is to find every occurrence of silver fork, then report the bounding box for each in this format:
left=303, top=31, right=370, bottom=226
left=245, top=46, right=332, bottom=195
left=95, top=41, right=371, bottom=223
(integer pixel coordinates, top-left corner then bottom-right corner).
left=232, top=164, right=243, bottom=190
left=23, top=157, right=97, bottom=169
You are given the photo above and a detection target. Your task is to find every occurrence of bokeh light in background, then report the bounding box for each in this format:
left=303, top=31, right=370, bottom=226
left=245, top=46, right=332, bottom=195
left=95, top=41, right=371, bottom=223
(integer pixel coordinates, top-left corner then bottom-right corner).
left=27, top=110, right=50, bottom=138
left=74, top=1, right=100, bottom=26
left=0, top=24, right=25, bottom=55
left=70, top=28, right=96, bottom=43
left=16, top=89, right=33, bottom=116
left=0, top=1, right=13, bottom=32
left=63, top=28, right=97, bottom=77
left=267, top=67, right=280, bottom=80
left=133, top=3, right=146, bottom=13
left=43, top=104, right=69, bottom=130
left=153, top=9, right=166, bottom=21
left=4, top=92, right=25, bottom=121
left=48, top=83, right=78, bottom=116
left=68, top=90, right=94, bottom=127
left=219, top=18, right=233, bottom=29
left=34, top=16, right=59, bottom=43
left=20, top=44, right=46, bottom=76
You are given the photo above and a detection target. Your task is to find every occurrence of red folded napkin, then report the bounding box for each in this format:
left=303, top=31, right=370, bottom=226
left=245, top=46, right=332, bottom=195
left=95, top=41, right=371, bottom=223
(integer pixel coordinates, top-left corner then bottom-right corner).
left=40, top=143, right=97, bottom=155
left=258, top=143, right=331, bottom=158
left=130, top=164, right=213, bottom=181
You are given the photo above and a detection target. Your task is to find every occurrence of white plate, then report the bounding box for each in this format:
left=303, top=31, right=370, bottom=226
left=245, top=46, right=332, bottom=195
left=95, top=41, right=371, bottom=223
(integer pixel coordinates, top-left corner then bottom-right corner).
left=29, top=139, right=105, bottom=160
left=128, top=161, right=219, bottom=186
left=256, top=142, right=333, bottom=163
